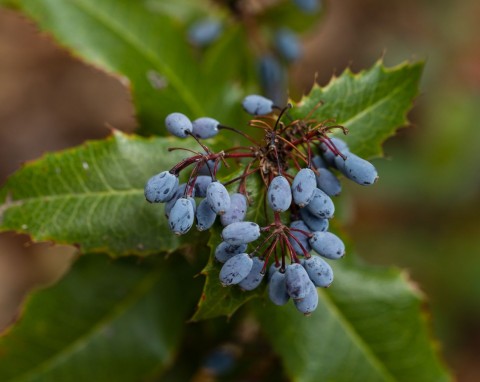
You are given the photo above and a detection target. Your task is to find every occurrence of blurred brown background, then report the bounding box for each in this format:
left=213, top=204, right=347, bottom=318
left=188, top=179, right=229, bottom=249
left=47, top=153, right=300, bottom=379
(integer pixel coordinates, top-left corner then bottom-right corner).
left=1, top=0, right=480, bottom=380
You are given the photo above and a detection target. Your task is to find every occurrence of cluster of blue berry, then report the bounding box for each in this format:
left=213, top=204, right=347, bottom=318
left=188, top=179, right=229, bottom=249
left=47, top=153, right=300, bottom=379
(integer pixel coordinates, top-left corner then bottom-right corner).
left=145, top=94, right=377, bottom=315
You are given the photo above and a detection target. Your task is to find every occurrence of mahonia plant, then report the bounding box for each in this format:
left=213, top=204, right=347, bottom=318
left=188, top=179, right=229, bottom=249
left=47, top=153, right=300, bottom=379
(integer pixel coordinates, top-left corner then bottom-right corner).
left=144, top=94, right=377, bottom=315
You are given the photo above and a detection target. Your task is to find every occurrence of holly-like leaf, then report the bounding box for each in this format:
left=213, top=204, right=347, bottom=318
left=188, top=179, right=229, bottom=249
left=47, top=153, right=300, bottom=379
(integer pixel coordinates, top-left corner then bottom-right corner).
left=0, top=131, right=202, bottom=257
left=291, top=60, right=424, bottom=159
left=253, top=256, right=451, bottom=382
left=9, top=0, right=227, bottom=135
left=0, top=254, right=201, bottom=381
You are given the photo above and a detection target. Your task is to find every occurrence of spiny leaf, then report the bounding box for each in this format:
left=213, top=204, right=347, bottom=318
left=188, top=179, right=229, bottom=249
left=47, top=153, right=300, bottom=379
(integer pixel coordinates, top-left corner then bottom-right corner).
left=0, top=254, right=201, bottom=381
left=0, top=131, right=203, bottom=257
left=291, top=60, right=424, bottom=159
left=253, top=256, right=451, bottom=382
left=11, top=0, right=228, bottom=135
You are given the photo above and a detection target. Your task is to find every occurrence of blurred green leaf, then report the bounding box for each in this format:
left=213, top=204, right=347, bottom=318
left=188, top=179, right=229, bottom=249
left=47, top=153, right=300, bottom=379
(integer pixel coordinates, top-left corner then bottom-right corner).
left=12, top=0, right=230, bottom=135
left=291, top=60, right=424, bottom=159
left=0, top=131, right=202, bottom=256
left=253, top=256, right=451, bottom=382
left=0, top=254, right=200, bottom=381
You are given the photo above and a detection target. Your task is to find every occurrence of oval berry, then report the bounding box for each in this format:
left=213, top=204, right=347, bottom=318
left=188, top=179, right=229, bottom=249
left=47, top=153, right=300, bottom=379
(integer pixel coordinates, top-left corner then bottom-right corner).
left=222, top=222, right=260, bottom=245
left=292, top=168, right=317, bottom=207
left=192, top=117, right=220, bottom=139
left=188, top=19, right=222, bottom=47
left=193, top=176, right=213, bottom=198
left=285, top=263, right=312, bottom=300
left=268, top=270, right=290, bottom=306
left=299, top=208, right=330, bottom=232
left=343, top=154, right=378, bottom=185
left=306, top=188, right=335, bottom=219
left=274, top=28, right=302, bottom=62
left=294, top=282, right=318, bottom=315
left=309, top=231, right=345, bottom=260
left=303, top=255, right=333, bottom=287
left=168, top=198, right=194, bottom=235
left=196, top=198, right=217, bottom=231
left=242, top=94, right=274, bottom=116
left=215, top=242, right=248, bottom=263
left=165, top=112, right=192, bottom=138
left=238, top=257, right=265, bottom=291
left=144, top=171, right=178, bottom=203
left=267, top=175, right=292, bottom=212
left=219, top=253, right=253, bottom=286
left=315, top=167, right=342, bottom=197
left=206, top=181, right=231, bottom=215
left=220, top=193, right=247, bottom=226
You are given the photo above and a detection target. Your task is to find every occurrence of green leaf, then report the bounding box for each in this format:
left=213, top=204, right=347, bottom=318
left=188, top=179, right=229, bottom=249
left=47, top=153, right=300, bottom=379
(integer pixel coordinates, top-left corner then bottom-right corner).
left=291, top=60, right=424, bottom=159
left=253, top=256, right=451, bottom=382
left=12, top=0, right=226, bottom=135
left=0, top=131, right=202, bottom=256
left=0, top=254, right=201, bottom=381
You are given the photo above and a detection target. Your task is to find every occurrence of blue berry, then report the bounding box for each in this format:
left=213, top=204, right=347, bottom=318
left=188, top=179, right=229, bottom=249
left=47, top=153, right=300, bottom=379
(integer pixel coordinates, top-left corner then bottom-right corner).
left=312, top=155, right=327, bottom=169
left=220, top=193, right=247, bottom=226
left=242, top=94, right=274, bottom=116
left=299, top=208, right=329, bottom=232
left=219, top=253, right=253, bottom=286
left=342, top=154, right=378, bottom=185
left=188, top=19, right=222, bottom=47
left=268, top=262, right=281, bottom=280
left=292, top=168, right=317, bottom=207
left=306, top=188, right=335, bottom=219
left=268, top=270, right=290, bottom=306
left=164, top=184, right=195, bottom=218
left=293, top=282, right=318, bottom=315
left=293, top=0, right=321, bottom=13
left=289, top=220, right=311, bottom=255
left=215, top=242, right=248, bottom=263
left=285, top=263, right=312, bottom=300
left=322, top=137, right=349, bottom=166
left=168, top=198, right=194, bottom=235
left=192, top=117, right=220, bottom=139
left=303, top=255, right=333, bottom=287
left=196, top=198, right=217, bottom=231
left=144, top=171, right=178, bottom=203
left=164, top=183, right=186, bottom=218
left=274, top=28, right=302, bottom=62
left=165, top=112, right=192, bottom=138
left=222, top=221, right=260, bottom=245
left=315, top=167, right=342, bottom=197
left=258, top=55, right=283, bottom=102
left=267, top=175, right=292, bottom=212
left=193, top=176, right=212, bottom=197
left=309, top=231, right=345, bottom=260
left=203, top=347, right=235, bottom=375
left=198, top=158, right=220, bottom=176
left=238, top=256, right=265, bottom=291
left=206, top=181, right=231, bottom=215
